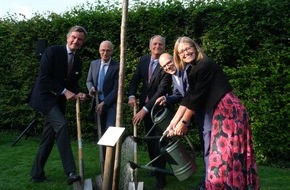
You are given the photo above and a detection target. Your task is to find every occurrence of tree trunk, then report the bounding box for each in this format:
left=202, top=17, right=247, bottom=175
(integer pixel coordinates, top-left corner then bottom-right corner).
left=112, top=0, right=129, bottom=189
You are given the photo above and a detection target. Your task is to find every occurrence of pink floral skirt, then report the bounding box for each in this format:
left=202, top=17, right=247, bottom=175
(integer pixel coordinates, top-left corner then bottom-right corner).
left=206, top=92, right=260, bottom=190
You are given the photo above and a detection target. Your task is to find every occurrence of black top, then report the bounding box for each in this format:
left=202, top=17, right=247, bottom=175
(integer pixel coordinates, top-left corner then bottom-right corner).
left=181, top=57, right=233, bottom=111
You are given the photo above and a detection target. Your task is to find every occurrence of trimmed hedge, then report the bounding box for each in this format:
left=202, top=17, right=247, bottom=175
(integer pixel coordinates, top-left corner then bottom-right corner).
left=0, top=0, right=289, bottom=165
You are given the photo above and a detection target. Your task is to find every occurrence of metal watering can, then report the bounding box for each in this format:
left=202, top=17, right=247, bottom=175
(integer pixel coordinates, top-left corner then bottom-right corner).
left=129, top=104, right=197, bottom=181
left=129, top=132, right=197, bottom=181
left=145, top=104, right=175, bottom=137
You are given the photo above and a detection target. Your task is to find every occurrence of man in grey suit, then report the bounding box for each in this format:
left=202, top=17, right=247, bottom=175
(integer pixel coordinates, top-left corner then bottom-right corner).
left=128, top=35, right=172, bottom=189
left=29, top=26, right=87, bottom=185
left=86, top=40, right=119, bottom=138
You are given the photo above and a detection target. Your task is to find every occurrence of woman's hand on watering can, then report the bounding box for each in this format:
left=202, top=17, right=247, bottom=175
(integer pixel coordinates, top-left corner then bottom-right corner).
left=164, top=123, right=176, bottom=137
left=166, top=121, right=188, bottom=137
left=174, top=121, right=188, bottom=136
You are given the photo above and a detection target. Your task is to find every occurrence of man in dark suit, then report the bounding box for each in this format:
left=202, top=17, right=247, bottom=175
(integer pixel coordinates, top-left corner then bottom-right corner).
left=29, top=26, right=87, bottom=185
left=128, top=35, right=172, bottom=189
left=86, top=40, right=119, bottom=155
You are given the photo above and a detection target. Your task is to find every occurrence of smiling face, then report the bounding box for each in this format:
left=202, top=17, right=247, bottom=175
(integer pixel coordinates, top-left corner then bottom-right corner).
left=177, top=42, right=196, bottom=64
left=149, top=35, right=165, bottom=59
left=66, top=31, right=85, bottom=52
left=159, top=53, right=176, bottom=75
left=99, top=41, right=113, bottom=63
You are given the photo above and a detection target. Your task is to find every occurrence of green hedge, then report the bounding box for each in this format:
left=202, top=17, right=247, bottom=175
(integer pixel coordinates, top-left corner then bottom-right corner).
left=0, top=0, right=289, bottom=165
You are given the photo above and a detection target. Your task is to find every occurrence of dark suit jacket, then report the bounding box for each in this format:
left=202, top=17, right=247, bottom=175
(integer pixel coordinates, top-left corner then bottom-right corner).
left=128, top=54, right=172, bottom=112
left=29, top=45, right=82, bottom=114
left=86, top=59, right=119, bottom=107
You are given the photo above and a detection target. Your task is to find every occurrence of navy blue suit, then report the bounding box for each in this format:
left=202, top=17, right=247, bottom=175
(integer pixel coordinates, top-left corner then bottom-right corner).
left=29, top=45, right=82, bottom=179
left=30, top=45, right=82, bottom=114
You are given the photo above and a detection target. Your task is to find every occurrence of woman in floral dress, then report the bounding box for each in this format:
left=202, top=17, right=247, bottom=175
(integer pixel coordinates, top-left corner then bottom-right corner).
left=165, top=36, right=260, bottom=189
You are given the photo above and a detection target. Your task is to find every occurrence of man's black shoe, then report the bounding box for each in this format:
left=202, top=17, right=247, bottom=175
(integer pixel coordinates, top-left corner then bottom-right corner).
left=154, top=180, right=167, bottom=189
left=66, top=172, right=81, bottom=185
left=30, top=176, right=49, bottom=183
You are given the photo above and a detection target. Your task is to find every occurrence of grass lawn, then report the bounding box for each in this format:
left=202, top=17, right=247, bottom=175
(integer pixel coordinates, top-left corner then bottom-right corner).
left=0, top=130, right=289, bottom=190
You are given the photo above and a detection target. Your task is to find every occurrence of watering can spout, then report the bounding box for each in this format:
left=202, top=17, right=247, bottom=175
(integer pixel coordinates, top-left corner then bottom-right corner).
left=128, top=161, right=139, bottom=170
left=128, top=161, right=174, bottom=176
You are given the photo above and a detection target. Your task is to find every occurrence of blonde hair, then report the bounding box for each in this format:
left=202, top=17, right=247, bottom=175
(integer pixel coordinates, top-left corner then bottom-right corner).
left=173, top=37, right=204, bottom=71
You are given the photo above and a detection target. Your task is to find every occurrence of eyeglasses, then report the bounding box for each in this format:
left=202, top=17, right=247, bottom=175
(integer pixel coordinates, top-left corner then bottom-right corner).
left=178, top=47, right=194, bottom=56
left=160, top=60, right=173, bottom=71
left=100, top=49, right=112, bottom=53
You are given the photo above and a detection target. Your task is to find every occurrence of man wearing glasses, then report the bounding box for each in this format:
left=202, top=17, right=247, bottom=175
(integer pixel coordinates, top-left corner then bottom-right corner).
left=155, top=53, right=191, bottom=106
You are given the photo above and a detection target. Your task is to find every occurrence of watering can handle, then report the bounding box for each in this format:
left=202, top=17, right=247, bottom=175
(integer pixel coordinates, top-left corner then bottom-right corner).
left=150, top=103, right=158, bottom=122
left=159, top=131, right=170, bottom=150
left=159, top=131, right=183, bottom=150
left=151, top=103, right=175, bottom=123
left=160, top=132, right=195, bottom=152
left=159, top=131, right=169, bottom=142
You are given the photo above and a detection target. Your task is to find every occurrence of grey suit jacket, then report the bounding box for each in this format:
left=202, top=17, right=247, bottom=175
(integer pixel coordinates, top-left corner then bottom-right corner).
left=86, top=59, right=119, bottom=107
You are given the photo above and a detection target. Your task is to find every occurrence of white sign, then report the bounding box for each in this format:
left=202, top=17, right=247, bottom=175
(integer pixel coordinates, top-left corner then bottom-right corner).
left=97, top=126, right=125, bottom=147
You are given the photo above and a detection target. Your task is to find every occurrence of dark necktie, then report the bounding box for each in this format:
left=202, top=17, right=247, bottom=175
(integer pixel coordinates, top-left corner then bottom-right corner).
left=67, top=53, right=74, bottom=76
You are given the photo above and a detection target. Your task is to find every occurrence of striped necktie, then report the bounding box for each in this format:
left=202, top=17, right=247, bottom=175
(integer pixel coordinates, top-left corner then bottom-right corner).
left=148, top=60, right=154, bottom=83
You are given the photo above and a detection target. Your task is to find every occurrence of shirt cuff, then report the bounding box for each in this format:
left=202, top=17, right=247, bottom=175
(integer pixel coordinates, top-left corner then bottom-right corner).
left=62, top=88, right=66, bottom=95
left=142, top=106, right=149, bottom=113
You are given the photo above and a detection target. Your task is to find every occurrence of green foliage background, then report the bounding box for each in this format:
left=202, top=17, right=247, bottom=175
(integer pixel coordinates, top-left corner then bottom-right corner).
left=0, top=0, right=289, bottom=165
